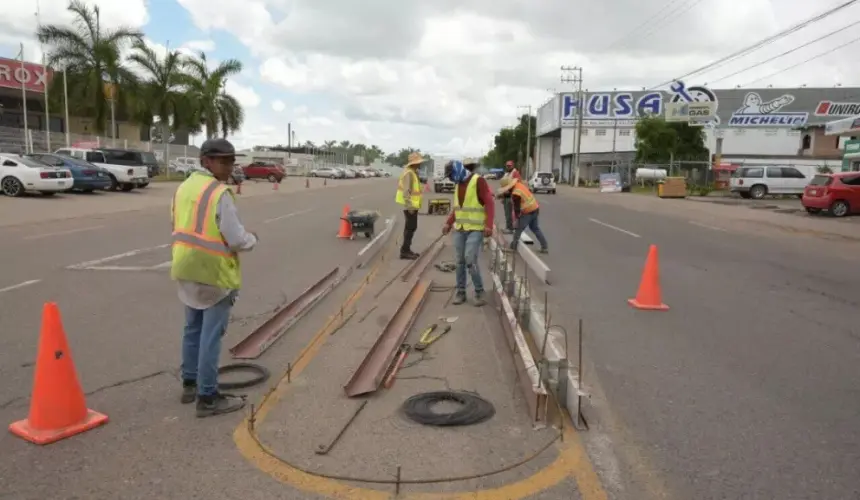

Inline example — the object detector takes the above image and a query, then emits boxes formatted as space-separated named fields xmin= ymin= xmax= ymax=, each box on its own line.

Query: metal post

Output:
xmin=19 ymin=43 xmax=29 ymax=154
xmin=525 ymin=105 xmax=532 ymax=178
xmin=62 ymin=68 xmax=70 ymax=147
xmin=574 ymin=68 xmax=584 ymax=186
xmin=287 ymin=122 xmax=292 ymax=158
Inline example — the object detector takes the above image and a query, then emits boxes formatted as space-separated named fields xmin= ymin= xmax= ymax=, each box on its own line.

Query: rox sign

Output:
xmin=0 ymin=58 xmax=53 ymax=93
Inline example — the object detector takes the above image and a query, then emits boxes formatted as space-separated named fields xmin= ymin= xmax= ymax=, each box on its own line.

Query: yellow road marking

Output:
xmin=233 ymin=242 xmax=609 ymax=500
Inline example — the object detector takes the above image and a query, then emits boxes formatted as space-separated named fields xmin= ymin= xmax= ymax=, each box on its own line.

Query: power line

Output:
xmin=605 ymin=0 xmax=690 ymax=51
xmin=650 ymin=0 xmax=860 ymax=89
xmin=707 ymin=19 xmax=860 ymax=85
xmin=634 ymin=0 xmax=709 ymax=43
xmin=740 ymin=34 xmax=860 ymax=87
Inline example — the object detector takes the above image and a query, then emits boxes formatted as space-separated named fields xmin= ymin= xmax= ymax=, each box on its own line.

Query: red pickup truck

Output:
xmin=242 ymin=161 xmax=285 ymax=182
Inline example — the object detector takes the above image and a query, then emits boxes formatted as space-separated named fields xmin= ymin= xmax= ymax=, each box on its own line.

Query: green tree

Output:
xmin=38 ymin=0 xmax=144 ymax=134
xmin=127 ymin=40 xmax=191 ymax=142
xmin=385 ymin=147 xmax=421 ymax=167
xmin=634 ymin=116 xmax=708 ymax=163
xmin=482 ymin=114 xmax=536 ymax=170
xmin=182 ymin=52 xmax=244 ymax=138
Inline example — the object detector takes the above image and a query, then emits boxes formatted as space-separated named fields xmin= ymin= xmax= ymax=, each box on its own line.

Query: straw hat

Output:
xmin=405 ymin=152 xmax=424 ymax=167
xmin=463 ymin=157 xmax=479 ymax=166
xmin=500 ymin=176 xmax=515 ymax=189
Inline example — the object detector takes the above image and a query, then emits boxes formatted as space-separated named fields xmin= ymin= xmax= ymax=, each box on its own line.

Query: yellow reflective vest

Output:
xmin=512 ymin=181 xmax=539 ymax=214
xmin=395 ymin=168 xmax=422 ymax=209
xmin=453 ymin=174 xmax=486 ymax=231
xmin=170 ymin=172 xmax=242 ymax=289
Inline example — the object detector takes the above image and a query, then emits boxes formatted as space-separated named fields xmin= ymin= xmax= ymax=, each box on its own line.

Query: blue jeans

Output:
xmin=181 ymin=292 xmax=236 ymax=396
xmin=513 ymin=209 xmax=548 ymax=250
xmin=453 ymin=230 xmax=484 ymax=294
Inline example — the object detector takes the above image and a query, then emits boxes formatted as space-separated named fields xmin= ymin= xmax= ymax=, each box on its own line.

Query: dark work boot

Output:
xmin=196 ymin=393 xmax=246 ymax=418
xmin=180 ymin=380 xmax=197 ymax=404
xmin=473 ymin=291 xmax=487 ymax=307
xmin=400 ymin=251 xmax=419 ymax=260
xmin=451 ymin=291 xmax=467 ymax=305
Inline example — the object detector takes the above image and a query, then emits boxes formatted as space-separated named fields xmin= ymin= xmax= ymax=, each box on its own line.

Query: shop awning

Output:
xmin=825 ymin=115 xmax=860 ymax=135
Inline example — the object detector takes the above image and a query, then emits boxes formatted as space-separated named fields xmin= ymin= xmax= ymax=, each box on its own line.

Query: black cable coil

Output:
xmin=402 ymin=391 xmax=495 ymax=426
xmin=218 ymin=363 xmax=271 ymax=390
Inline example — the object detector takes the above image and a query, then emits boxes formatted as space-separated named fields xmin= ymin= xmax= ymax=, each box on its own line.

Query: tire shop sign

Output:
xmin=0 ymin=58 xmax=53 ymax=93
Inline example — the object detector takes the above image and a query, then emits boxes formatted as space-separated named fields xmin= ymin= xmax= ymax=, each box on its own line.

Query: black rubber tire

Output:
xmin=267 ymin=174 xmax=277 ymax=182
xmin=218 ymin=363 xmax=271 ymax=390
xmin=1 ymin=176 xmax=25 ymax=197
xmin=749 ymin=184 xmax=767 ymax=199
xmin=830 ymin=200 xmax=850 ymax=218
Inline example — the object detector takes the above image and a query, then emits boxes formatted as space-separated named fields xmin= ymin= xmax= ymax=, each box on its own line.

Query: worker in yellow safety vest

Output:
xmin=499 ymin=176 xmax=548 ymax=254
xmin=171 ymin=138 xmax=258 ymax=418
xmin=442 ymin=158 xmax=495 ymax=306
xmin=395 ymin=151 xmax=424 ymax=259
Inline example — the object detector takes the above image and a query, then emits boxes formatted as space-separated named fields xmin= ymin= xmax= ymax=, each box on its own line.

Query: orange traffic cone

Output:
xmin=627 ymin=245 xmax=669 ymax=311
xmin=9 ymin=303 xmax=108 ymax=445
xmin=273 ymin=180 xmax=279 ymax=191
xmin=337 ymin=205 xmax=353 ymax=239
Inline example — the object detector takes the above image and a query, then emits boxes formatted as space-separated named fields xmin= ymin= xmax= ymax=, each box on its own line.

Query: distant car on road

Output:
xmin=802 ymin=172 xmax=860 ymax=217
xmin=310 ymin=167 xmax=341 ymax=178
xmin=0 ymin=153 xmax=73 ymax=197
xmin=27 ymin=153 xmax=111 ymax=193
xmin=242 ymin=161 xmax=285 ymax=183
xmin=529 ymin=171 xmax=557 ymax=194
xmin=730 ymin=166 xmax=809 ymax=199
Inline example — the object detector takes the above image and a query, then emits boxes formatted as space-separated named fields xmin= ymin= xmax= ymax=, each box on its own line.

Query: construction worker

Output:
xmin=396 ymin=152 xmax=424 ymax=260
xmin=497 ymin=160 xmax=521 ymax=233
xmin=499 ymin=175 xmax=548 ymax=254
xmin=171 ymin=138 xmax=258 ymax=418
xmin=442 ymin=158 xmax=495 ymax=306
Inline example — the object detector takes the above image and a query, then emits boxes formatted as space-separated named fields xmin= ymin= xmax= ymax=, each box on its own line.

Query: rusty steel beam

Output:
xmin=229 ymin=267 xmax=342 ymax=359
xmin=400 ymin=235 xmax=445 ymax=282
xmin=343 ymin=279 xmax=432 ymax=397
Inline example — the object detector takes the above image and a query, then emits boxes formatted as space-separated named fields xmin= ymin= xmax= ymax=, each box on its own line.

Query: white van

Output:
xmin=54 ymin=147 xmax=149 ymax=192
xmin=730 ymin=165 xmax=810 ymax=199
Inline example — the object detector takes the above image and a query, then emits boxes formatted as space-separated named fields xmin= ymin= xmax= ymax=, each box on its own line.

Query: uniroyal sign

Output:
xmin=814 ymin=101 xmax=860 ymax=117
xmin=0 ymin=58 xmax=53 ymax=93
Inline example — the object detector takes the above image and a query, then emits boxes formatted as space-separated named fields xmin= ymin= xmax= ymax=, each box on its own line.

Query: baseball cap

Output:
xmin=200 ymin=138 xmax=242 ymax=158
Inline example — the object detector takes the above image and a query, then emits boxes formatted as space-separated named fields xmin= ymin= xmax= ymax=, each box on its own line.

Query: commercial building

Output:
xmin=534 ymin=83 xmax=860 ymax=182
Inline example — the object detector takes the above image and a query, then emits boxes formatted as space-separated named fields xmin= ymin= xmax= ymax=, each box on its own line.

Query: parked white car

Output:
xmin=54 ymin=147 xmax=149 ymax=192
xmin=529 ymin=172 xmax=557 ymax=194
xmin=730 ymin=166 xmax=810 ymax=199
xmin=170 ymin=156 xmax=203 ymax=175
xmin=0 ymin=153 xmax=73 ymax=197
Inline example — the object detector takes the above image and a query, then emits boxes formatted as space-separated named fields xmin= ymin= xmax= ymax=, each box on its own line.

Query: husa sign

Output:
xmin=561 ymin=81 xmax=719 ymax=127
xmin=0 ymin=58 xmax=52 ymax=93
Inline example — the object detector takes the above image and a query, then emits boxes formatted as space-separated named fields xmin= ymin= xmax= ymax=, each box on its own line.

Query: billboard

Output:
xmin=536 ymin=95 xmax=561 ymax=136
xmin=0 ymin=58 xmax=52 ymax=93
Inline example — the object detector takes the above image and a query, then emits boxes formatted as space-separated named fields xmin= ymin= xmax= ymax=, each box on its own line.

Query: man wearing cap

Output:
xmin=171 ymin=138 xmax=258 ymax=418
xmin=395 ymin=152 xmax=424 ymax=260
xmin=497 ymin=160 xmax=521 ymax=233
xmin=499 ymin=175 xmax=548 ymax=254
xmin=442 ymin=158 xmax=495 ymax=306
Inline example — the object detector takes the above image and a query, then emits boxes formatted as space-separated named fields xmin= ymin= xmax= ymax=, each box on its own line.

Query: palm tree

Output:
xmin=323 ymin=140 xmax=336 ymax=150
xmin=127 ymin=40 xmax=191 ymax=142
xmin=37 ymin=0 xmax=143 ymax=134
xmin=182 ymin=52 xmax=244 ymax=138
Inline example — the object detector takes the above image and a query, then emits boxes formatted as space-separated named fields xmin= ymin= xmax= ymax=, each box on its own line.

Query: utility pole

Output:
xmin=611 ymin=89 xmax=618 ymax=173
xmin=287 ymin=122 xmax=292 ymax=159
xmin=561 ymin=66 xmax=584 ymax=186
xmin=517 ymin=105 xmax=532 ymax=178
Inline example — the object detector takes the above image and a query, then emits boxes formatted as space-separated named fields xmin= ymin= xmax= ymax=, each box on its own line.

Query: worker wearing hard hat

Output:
xmin=442 ymin=158 xmax=495 ymax=306
xmin=395 ymin=152 xmax=424 ymax=260
xmin=498 ymin=175 xmax=548 ymax=253
xmin=497 ymin=160 xmax=521 ymax=234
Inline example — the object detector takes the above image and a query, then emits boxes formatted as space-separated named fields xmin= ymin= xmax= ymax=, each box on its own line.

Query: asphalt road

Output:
xmin=520 ymin=188 xmax=860 ymax=500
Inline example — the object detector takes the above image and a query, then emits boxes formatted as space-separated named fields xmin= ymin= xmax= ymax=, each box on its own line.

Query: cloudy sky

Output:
xmin=1 ymin=0 xmax=858 ymax=156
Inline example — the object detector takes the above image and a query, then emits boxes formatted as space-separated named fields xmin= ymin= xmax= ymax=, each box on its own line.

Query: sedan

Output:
xmin=0 ymin=153 xmax=73 ymax=197
xmin=27 ymin=153 xmax=111 ymax=193
xmin=310 ymin=167 xmax=340 ymax=178
xmin=802 ymin=172 xmax=860 ymax=217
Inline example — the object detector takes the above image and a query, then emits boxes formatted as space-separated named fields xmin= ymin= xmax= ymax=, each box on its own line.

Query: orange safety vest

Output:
xmin=511 ymin=182 xmax=539 ymax=214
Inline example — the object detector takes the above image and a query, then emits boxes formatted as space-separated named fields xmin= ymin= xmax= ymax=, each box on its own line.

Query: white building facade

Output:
xmin=534 ymin=85 xmax=860 ymax=183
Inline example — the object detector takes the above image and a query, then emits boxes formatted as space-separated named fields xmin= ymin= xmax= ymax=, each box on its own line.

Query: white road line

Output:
xmin=688 ymin=220 xmax=727 ymax=232
xmin=0 ymin=279 xmax=41 ymax=294
xmin=263 ymin=208 xmax=314 ymax=224
xmin=588 ymin=218 xmax=641 ymax=238
xmin=82 ymin=265 xmax=168 ymax=271
xmin=66 ymin=243 xmax=170 ymax=269
xmin=349 ymin=193 xmax=368 ymax=200
xmin=24 ymin=226 xmax=105 ymax=241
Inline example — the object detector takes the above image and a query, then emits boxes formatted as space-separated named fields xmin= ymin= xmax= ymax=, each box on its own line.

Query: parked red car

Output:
xmin=801 ymin=172 xmax=860 ymax=217
xmin=242 ymin=161 xmax=285 ymax=182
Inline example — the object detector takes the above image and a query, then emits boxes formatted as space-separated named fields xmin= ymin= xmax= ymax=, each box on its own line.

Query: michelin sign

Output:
xmin=727 ymin=92 xmax=808 ymax=127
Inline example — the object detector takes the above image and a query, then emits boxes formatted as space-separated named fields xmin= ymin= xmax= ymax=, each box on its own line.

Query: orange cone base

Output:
xmin=9 ymin=409 xmax=108 ymax=445
xmin=627 ymin=298 xmax=669 ymax=311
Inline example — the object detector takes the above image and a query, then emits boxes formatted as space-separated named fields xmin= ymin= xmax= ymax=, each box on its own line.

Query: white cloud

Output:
xmin=224 ymin=80 xmax=261 ymax=108
xmin=271 ymin=99 xmax=286 ymax=112
xmin=183 ymin=39 xmax=216 ymax=52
